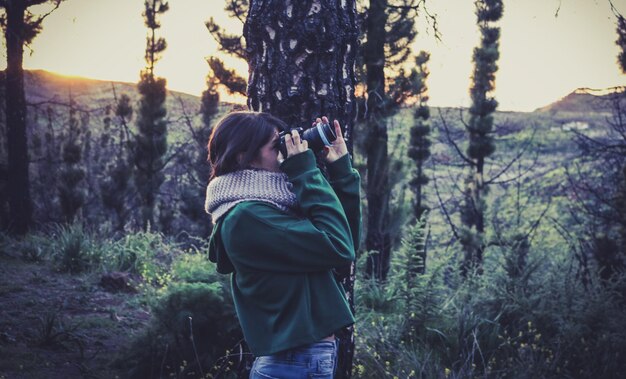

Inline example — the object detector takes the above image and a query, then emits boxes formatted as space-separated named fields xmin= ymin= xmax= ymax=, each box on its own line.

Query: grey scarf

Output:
xmin=205 ymin=169 xmax=299 ymax=223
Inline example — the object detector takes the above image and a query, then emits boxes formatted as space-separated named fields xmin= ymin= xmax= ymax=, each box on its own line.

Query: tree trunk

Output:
xmin=5 ymin=0 xmax=33 ymax=235
xmin=244 ymin=0 xmax=358 ymax=150
xmin=244 ymin=1 xmax=358 ymax=377
xmin=364 ymin=0 xmax=390 ymax=281
xmin=460 ymin=0 xmax=502 ymax=276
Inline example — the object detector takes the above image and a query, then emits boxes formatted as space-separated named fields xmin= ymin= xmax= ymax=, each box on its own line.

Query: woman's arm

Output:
xmin=319 ymin=116 xmax=361 ymax=251
xmin=221 ymin=150 xmax=355 ymax=273
xmin=327 ymin=154 xmax=361 ymax=252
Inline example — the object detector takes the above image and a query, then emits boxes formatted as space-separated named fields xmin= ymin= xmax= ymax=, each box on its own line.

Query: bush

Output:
xmin=99 ymin=231 xmax=177 ymax=298
xmin=353 ymin=224 xmax=626 ymax=379
xmin=118 ymin=281 xmax=244 ymax=379
xmin=0 ymin=231 xmax=48 ymax=262
xmin=170 ymin=244 xmax=219 ymax=284
xmin=49 ymin=223 xmax=99 ymax=274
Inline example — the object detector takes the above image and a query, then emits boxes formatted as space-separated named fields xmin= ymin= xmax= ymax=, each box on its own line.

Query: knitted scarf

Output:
xmin=204 ymin=169 xmax=299 ymax=223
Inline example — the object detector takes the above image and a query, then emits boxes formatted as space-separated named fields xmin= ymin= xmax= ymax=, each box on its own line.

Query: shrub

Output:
xmin=170 ymin=244 xmax=218 ymax=284
xmin=100 ymin=231 xmax=177 ymax=297
xmin=118 ymin=281 xmax=244 ymax=379
xmin=0 ymin=231 xmax=49 ymax=262
xmin=49 ymin=223 xmax=98 ymax=274
xmin=353 ymin=224 xmax=626 ymax=378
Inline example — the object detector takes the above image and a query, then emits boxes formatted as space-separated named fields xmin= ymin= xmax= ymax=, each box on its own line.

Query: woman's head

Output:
xmin=207 ymin=111 xmax=287 ymax=179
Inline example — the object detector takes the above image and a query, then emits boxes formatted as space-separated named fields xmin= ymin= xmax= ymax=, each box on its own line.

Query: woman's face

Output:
xmin=250 ymin=128 xmax=281 ymax=172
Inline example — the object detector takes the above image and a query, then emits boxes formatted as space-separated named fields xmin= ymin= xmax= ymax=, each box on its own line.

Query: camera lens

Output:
xmin=278 ymin=122 xmax=337 ymax=157
xmin=302 ymin=122 xmax=336 ymax=151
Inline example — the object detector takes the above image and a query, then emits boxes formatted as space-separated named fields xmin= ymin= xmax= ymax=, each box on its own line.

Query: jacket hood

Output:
xmin=207 ymin=220 xmax=235 ymax=274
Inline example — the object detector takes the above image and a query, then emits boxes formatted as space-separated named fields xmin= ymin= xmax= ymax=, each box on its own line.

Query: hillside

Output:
xmin=1 ymin=72 xmax=625 ymax=379
xmin=4 ymin=70 xmax=619 ymax=130
xmin=534 ymin=86 xmax=625 ymax=114
xmin=22 ymin=69 xmax=202 ymax=109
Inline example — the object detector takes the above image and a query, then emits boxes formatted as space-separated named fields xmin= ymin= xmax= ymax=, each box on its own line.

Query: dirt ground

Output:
xmin=0 ymin=250 xmax=152 ymax=379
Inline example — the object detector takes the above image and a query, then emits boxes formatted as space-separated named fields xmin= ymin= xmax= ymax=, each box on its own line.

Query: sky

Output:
xmin=1 ymin=0 xmax=625 ymax=112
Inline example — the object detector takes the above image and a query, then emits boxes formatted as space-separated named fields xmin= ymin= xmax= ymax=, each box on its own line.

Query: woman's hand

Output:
xmin=318 ymin=116 xmax=348 ymax=163
xmin=282 ymin=129 xmax=308 ymax=159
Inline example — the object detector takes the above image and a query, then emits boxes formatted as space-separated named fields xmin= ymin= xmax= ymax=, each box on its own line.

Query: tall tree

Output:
xmin=360 ymin=0 xmax=429 ymax=281
xmin=0 ymin=0 xmax=65 ymax=234
xmin=209 ymin=1 xmax=437 ymax=373
xmin=179 ymin=68 xmax=220 ymax=237
xmin=459 ymin=0 xmax=503 ymax=276
xmin=58 ymin=93 xmax=85 ymax=223
xmin=616 ymin=3 xmax=626 ymax=73
xmin=205 ymin=1 xmax=257 ymax=103
xmin=408 ymin=51 xmax=431 ymax=222
xmin=244 ymin=0 xmax=358 ymax=132
xmin=614 ymin=4 xmax=626 ymax=263
xmin=134 ymin=0 xmax=169 ymax=230
xmin=363 ymin=0 xmax=390 ymax=282
xmin=0 ymin=70 xmax=6 ymax=229
xmin=244 ymin=2 xmax=359 ymax=377
xmin=407 ymin=50 xmax=431 ymax=274
xmin=572 ymin=6 xmax=626 ymax=280
xmin=101 ymin=93 xmax=134 ymax=232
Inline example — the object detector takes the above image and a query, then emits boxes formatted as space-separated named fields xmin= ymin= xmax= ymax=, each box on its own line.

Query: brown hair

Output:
xmin=207 ymin=111 xmax=287 ymax=180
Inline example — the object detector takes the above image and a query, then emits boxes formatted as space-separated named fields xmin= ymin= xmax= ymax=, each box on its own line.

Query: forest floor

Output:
xmin=0 ymin=250 xmax=151 ymax=379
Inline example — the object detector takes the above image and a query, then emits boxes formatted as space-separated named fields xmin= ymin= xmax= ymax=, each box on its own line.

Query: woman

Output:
xmin=205 ymin=111 xmax=361 ymax=378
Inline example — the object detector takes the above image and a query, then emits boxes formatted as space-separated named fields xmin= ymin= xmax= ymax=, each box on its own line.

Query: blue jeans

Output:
xmin=249 ymin=339 xmax=338 ymax=379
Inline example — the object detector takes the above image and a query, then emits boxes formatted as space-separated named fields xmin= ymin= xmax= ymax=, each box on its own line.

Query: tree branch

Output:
xmin=438 ymin=108 xmax=474 ymax=166
xmin=228 ymin=0 xmax=246 ymax=24
xmin=484 ymin=123 xmax=538 ymax=185
xmin=523 ymin=199 xmax=553 ymax=245
xmin=26 ymin=0 xmax=53 ymax=6
xmin=30 ymin=0 xmax=63 ymax=26
xmin=431 ymin=160 xmax=460 ymax=241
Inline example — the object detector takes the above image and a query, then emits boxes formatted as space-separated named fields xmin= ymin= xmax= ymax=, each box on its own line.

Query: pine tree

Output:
xmin=0 ymin=70 xmax=7 ymax=229
xmin=408 ymin=51 xmax=431 ymax=221
xmin=58 ymin=93 xmax=85 ymax=223
xmin=363 ymin=0 xmax=391 ymax=282
xmin=206 ymin=57 xmax=247 ymax=96
xmin=37 ymin=105 xmax=60 ymax=221
xmin=134 ymin=0 xmax=169 ymax=230
xmin=616 ymin=9 xmax=626 ymax=264
xmin=361 ymin=0 xmax=430 ymax=282
xmin=617 ymin=12 xmax=626 ymax=72
xmin=591 ymin=8 xmax=626 ymax=278
xmin=460 ymin=0 xmax=503 ymax=276
xmin=244 ymin=2 xmax=358 ymax=377
xmin=205 ymin=2 xmax=250 ymax=99
xmin=407 ymin=51 xmax=431 ymax=274
xmin=0 ymin=0 xmax=67 ymax=234
xmin=101 ymin=94 xmax=134 ymax=232
xmin=179 ymin=70 xmax=219 ymax=237
xmin=244 ymin=0 xmax=358 ymax=130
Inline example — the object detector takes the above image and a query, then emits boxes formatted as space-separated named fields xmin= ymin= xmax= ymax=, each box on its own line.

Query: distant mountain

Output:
xmin=20 ymin=69 xmax=203 ymax=111
xmin=535 ymin=87 xmax=625 ymax=114
xmin=0 ymin=69 xmax=247 ymax=144
xmin=14 ymin=70 xmax=623 ymax=116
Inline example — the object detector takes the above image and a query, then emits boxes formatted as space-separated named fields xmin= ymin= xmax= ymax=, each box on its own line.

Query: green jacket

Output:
xmin=208 ymin=150 xmax=361 ymax=356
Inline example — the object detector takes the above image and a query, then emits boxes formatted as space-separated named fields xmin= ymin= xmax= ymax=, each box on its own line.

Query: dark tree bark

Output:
xmin=244 ymin=0 xmax=358 ymax=152
xmin=363 ymin=0 xmax=391 ymax=281
xmin=1 ymin=0 xmax=65 ymax=234
xmin=244 ymin=1 xmax=358 ymax=377
xmin=4 ymin=0 xmax=31 ymax=234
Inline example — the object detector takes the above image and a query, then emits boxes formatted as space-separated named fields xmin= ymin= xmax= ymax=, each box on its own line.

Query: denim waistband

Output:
xmin=263 ymin=339 xmax=338 ymax=364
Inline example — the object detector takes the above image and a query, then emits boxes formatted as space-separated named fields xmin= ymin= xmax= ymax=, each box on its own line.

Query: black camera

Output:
xmin=278 ymin=121 xmax=337 ymax=158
